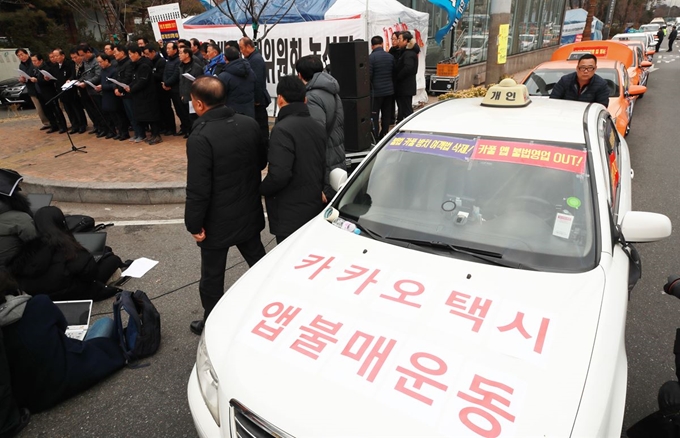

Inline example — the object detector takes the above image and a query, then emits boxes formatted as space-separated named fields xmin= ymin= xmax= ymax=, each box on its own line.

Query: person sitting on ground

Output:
xmin=0 ymin=269 xmax=125 ymax=413
xmin=9 ymin=206 xmax=122 ymax=301
xmin=0 ymin=169 xmax=36 ymax=268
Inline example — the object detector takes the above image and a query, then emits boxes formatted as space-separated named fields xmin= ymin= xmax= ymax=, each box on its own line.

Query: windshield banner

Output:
xmin=471 ymin=139 xmax=587 ymax=174
xmin=386 ymin=133 xmax=476 ymax=161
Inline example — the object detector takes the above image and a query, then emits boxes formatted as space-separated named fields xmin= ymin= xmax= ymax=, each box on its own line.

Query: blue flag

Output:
xmin=428 ymin=0 xmax=470 ymax=45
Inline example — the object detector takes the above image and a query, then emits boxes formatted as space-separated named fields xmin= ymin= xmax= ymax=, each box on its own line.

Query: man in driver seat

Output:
xmin=549 ymin=53 xmax=609 ymax=107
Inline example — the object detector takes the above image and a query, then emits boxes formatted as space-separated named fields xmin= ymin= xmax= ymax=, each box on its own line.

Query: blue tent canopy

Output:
xmin=184 ymin=0 xmax=338 ymax=26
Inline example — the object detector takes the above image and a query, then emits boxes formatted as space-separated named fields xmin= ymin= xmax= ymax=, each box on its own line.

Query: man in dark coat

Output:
xmin=550 ymin=53 xmax=610 ymax=107
xmin=162 ymin=42 xmax=189 ymax=136
xmin=295 ymin=55 xmax=346 ymax=201
xmin=260 ymin=75 xmax=326 ymax=244
xmin=217 ymin=46 xmax=256 ymax=118
xmin=369 ymin=35 xmax=396 ymax=140
xmin=240 ymin=37 xmax=271 ymax=148
xmin=184 ymin=76 xmax=266 ymax=335
xmin=16 ymin=49 xmax=50 ymax=129
xmin=125 ymin=46 xmax=162 ymax=145
xmin=33 ymin=53 xmax=68 ymax=133
xmin=669 ymin=25 xmax=678 ymax=51
xmin=94 ymin=54 xmax=120 ymax=139
xmin=76 ymin=45 xmax=104 ymax=136
xmin=145 ymin=43 xmax=175 ymax=136
xmin=112 ymin=45 xmax=134 ymax=141
xmin=179 ymin=47 xmax=204 ymax=131
xmin=394 ymin=31 xmax=420 ymax=123
xmin=52 ymin=48 xmax=86 ymax=134
xmin=657 ymin=27 xmax=665 ymax=52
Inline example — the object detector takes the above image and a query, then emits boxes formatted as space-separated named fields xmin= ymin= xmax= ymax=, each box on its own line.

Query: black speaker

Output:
xmin=342 ymin=96 xmax=371 ymax=152
xmin=328 ymin=42 xmax=370 ymax=99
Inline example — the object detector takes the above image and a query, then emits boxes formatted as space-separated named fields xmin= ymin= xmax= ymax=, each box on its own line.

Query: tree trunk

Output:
xmin=582 ymin=0 xmax=597 ymax=40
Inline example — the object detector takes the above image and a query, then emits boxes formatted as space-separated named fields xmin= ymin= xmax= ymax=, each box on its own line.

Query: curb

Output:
xmin=22 ymin=177 xmax=186 ymax=205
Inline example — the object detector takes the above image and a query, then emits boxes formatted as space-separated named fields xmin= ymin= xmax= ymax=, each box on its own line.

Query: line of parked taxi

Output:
xmin=521 ymin=34 xmax=657 ymax=137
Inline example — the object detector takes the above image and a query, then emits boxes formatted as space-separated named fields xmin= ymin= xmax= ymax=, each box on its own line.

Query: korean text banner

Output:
xmin=472 ymin=139 xmax=587 ymax=174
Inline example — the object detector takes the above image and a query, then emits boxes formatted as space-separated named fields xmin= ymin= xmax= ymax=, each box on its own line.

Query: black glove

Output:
xmin=663 ymin=275 xmax=680 ymax=299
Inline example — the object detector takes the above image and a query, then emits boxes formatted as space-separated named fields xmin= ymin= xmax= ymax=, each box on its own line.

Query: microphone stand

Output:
xmin=45 ymin=81 xmax=87 ymax=158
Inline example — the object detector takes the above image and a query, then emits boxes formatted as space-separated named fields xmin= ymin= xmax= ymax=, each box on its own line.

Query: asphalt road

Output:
xmin=622 ymin=51 xmax=680 ymax=434
xmin=15 ymin=54 xmax=680 ymax=437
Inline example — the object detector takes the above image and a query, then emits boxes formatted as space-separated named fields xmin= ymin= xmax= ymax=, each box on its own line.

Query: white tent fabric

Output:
xmin=179 ymin=0 xmax=430 ymax=106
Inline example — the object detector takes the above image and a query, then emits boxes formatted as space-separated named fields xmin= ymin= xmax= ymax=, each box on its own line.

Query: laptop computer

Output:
xmin=54 ymin=300 xmax=93 ymax=341
xmin=26 ymin=193 xmax=53 ymax=215
xmin=74 ymin=232 xmax=107 ymax=262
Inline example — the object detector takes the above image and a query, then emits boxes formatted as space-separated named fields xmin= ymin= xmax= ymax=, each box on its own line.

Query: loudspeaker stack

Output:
xmin=328 ymin=41 xmax=372 ymax=152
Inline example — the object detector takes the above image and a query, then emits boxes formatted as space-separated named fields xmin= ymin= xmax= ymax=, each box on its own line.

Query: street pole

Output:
xmin=603 ymin=0 xmax=617 ymax=39
xmin=485 ymin=0 xmax=512 ymax=84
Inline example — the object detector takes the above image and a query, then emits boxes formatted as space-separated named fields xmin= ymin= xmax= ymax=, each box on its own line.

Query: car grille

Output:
xmin=229 ymin=399 xmax=294 ymax=438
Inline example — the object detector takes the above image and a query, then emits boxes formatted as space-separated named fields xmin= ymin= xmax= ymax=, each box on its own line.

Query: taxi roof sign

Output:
xmin=481 ymin=78 xmax=531 ymax=107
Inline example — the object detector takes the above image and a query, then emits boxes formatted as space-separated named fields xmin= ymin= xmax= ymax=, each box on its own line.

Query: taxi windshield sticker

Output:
xmin=386 ymin=133 xmax=476 ymax=161
xmin=471 ymin=139 xmax=587 ymax=174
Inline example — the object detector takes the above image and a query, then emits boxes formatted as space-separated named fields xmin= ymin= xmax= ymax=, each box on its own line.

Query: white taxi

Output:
xmin=188 ymin=80 xmax=671 ymax=437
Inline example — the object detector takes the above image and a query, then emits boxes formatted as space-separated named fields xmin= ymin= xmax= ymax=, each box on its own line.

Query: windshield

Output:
xmin=640 ymin=24 xmax=660 ymax=32
xmin=335 ymin=132 xmax=596 ymax=272
xmin=523 ymin=68 xmax=619 ymax=97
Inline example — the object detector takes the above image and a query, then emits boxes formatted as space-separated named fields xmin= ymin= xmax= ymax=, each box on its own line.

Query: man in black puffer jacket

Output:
xmin=369 ymin=35 xmax=395 ymax=140
xmin=260 ymin=75 xmax=326 ymax=244
xmin=549 ymin=53 xmax=610 ymax=107
xmin=394 ymin=31 xmax=420 ymax=123
xmin=184 ymin=77 xmax=265 ymax=336
xmin=217 ymin=46 xmax=255 ymax=118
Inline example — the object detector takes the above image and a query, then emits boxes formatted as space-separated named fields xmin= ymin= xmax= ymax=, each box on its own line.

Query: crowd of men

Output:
xmin=368 ymin=30 xmax=420 ymax=141
xmin=15 ymin=35 xmax=271 ymax=146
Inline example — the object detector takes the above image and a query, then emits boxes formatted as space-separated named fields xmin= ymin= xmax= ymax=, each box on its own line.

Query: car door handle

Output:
xmin=631 ymin=169 xmax=635 ymax=179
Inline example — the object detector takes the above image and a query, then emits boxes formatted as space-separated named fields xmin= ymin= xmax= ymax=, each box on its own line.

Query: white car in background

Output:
xmin=188 ymin=81 xmax=671 ymax=438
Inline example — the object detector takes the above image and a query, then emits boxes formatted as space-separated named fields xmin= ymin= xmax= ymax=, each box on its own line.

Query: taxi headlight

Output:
xmin=196 ymin=331 xmax=220 ymax=426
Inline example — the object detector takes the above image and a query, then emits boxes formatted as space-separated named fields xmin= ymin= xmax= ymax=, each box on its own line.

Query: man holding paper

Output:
xmin=16 ymin=49 xmax=50 ymax=129
xmin=179 ymin=47 xmax=203 ymax=129
xmin=51 ymin=48 xmax=85 ymax=134
xmin=34 ymin=53 xmax=68 ymax=134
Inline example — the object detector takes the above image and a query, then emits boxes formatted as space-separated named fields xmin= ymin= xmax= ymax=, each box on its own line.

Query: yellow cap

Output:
xmin=481 ymin=78 xmax=532 ymax=107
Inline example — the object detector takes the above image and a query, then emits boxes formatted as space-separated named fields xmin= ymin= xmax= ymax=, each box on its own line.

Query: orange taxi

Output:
xmin=520 ymin=59 xmax=646 ymax=137
xmin=551 ymin=40 xmax=651 ymax=88
xmin=615 ymin=40 xmax=653 ymax=86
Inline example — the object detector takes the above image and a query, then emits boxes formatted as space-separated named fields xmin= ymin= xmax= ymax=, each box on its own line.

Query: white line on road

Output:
xmin=112 ymin=213 xmax=269 ymax=227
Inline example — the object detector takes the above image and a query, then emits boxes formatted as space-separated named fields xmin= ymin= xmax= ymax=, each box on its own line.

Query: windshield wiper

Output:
xmin=335 ymin=212 xmax=406 ymax=245
xmin=383 ymin=237 xmax=536 ymax=270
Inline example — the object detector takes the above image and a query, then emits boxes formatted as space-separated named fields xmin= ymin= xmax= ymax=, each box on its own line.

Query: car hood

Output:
xmin=205 ymin=218 xmax=607 ymax=437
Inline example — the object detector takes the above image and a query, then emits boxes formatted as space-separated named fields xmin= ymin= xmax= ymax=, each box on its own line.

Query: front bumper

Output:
xmin=188 ymin=364 xmax=222 ymax=438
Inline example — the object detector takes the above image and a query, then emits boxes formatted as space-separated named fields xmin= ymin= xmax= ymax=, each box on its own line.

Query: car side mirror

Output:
xmin=621 ymin=211 xmax=672 ymax=243
xmin=627 ymin=84 xmax=647 ymax=96
xmin=646 ymin=50 xmax=655 ymax=56
xmin=329 ymin=168 xmax=348 ymax=192
xmin=640 ymin=60 xmax=653 ymax=68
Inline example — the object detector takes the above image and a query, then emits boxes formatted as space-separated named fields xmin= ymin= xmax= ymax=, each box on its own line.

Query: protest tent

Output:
xmin=181 ymin=0 xmax=430 ymax=106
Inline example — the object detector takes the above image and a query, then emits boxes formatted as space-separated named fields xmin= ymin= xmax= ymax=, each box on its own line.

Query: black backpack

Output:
xmin=113 ymin=290 xmax=161 ymax=362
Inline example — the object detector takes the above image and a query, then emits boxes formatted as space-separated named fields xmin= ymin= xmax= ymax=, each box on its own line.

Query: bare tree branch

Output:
xmin=213 ymin=0 xmax=247 ymax=36
xmin=257 ymin=0 xmax=295 ymax=41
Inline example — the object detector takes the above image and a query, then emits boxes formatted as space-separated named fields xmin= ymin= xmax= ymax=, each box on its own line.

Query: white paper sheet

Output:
xmin=106 ymin=77 xmax=128 ymax=88
xmin=121 ymin=257 xmax=159 ymax=278
xmin=39 ymin=69 xmax=56 ymax=80
xmin=16 ymin=69 xmax=31 ymax=80
xmin=182 ymin=73 xmax=196 ymax=81
xmin=83 ymin=80 xmax=97 ymax=88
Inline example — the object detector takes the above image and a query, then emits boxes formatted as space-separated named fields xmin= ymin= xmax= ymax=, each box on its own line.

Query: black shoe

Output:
xmin=59 ymin=129 xmax=68 ymax=134
xmin=46 ymin=127 xmax=58 ymax=133
xmin=40 ymin=125 xmax=50 ymax=131
xmin=4 ymin=407 xmax=30 ymax=438
xmin=96 ymin=131 xmax=107 ymax=138
xmin=106 ymin=132 xmax=117 ymax=139
xmin=88 ymin=128 xmax=98 ymax=135
xmin=175 ymin=130 xmax=186 ymax=136
xmin=118 ymin=134 xmax=131 ymax=141
xmin=148 ymin=135 xmax=163 ymax=145
xmin=190 ymin=320 xmax=205 ymax=335
xmin=183 ymin=132 xmax=189 ymax=139
xmin=78 ymin=126 xmax=86 ymax=134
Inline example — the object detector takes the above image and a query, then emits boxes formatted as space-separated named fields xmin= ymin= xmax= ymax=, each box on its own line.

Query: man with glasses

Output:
xmin=550 ymin=53 xmax=609 ymax=107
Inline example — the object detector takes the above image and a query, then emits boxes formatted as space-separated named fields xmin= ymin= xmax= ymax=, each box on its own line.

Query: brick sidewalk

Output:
xmin=0 ymin=113 xmax=186 ymax=185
